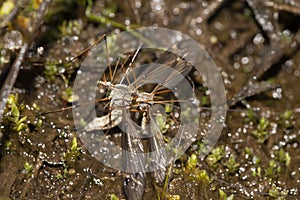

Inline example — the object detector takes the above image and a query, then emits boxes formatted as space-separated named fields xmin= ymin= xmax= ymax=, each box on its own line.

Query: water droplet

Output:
xmin=230 ymin=29 xmax=237 ymax=39
xmin=241 ymin=57 xmax=249 ymax=65
xmin=253 ymin=33 xmax=265 ymax=45
xmin=125 ymin=19 xmax=131 ymax=26
xmin=135 ymin=1 xmax=141 ymax=8
xmin=173 ymin=7 xmax=180 ymax=15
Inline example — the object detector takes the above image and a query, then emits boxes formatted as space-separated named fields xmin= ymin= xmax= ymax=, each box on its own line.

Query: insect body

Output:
xmin=84 ymin=77 xmax=168 ymax=199
xmin=84 ymin=81 xmax=153 ymax=132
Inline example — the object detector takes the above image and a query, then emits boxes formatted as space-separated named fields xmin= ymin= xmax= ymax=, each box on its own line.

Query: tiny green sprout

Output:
xmin=219 ymin=189 xmax=234 ymax=200
xmin=32 ymin=103 xmax=40 ymax=111
xmin=10 ymin=103 xmax=20 ymax=121
xmin=36 ymin=118 xmax=43 ymax=128
xmin=225 ymin=154 xmax=240 ymax=174
xmin=201 ymin=96 xmax=209 ymax=106
xmin=58 ymin=20 xmax=82 ymax=36
xmin=205 ymin=145 xmax=225 ymax=167
xmin=62 ymin=137 xmax=82 ymax=163
xmin=268 ymin=184 xmax=285 ymax=199
xmin=164 ymin=103 xmax=172 ymax=113
xmin=63 ymin=166 xmax=68 ymax=178
xmin=252 ymin=117 xmax=270 ymax=143
xmin=244 ymin=147 xmax=253 ymax=160
xmin=279 ymin=110 xmax=294 ymax=129
xmin=44 ymin=64 xmax=58 ymax=81
xmin=62 ymin=87 xmax=79 ymax=103
xmin=110 ymin=194 xmax=119 ymax=200
xmin=23 ymin=162 xmax=33 ymax=174
xmin=268 ymin=184 xmax=277 ymax=198
xmin=251 ymin=166 xmax=262 ymax=177
xmin=56 ymin=173 xmax=63 ymax=180
xmin=244 ymin=108 xmax=257 ymax=123
xmin=252 ymin=155 xmax=261 ymax=165
xmin=244 ymin=147 xmax=253 ymax=155
xmin=194 ymin=169 xmax=212 ymax=185
xmin=285 ymin=153 xmax=291 ymax=167
xmin=274 ymin=149 xmax=291 ymax=167
xmin=5 ymin=140 xmax=12 ymax=152
xmin=4 ymin=94 xmax=28 ymax=132
xmin=186 ymin=153 xmax=198 ymax=171
xmin=265 ymin=160 xmax=281 ymax=178
xmin=70 ymin=137 xmax=81 ymax=157
xmin=5 ymin=140 xmax=12 ymax=148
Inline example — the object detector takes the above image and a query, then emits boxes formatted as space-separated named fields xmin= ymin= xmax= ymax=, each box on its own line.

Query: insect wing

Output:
xmin=122 ymin=131 xmax=146 ymax=200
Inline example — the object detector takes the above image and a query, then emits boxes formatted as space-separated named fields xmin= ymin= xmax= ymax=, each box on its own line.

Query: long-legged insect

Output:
xmin=81 ymin=42 xmax=195 ymax=199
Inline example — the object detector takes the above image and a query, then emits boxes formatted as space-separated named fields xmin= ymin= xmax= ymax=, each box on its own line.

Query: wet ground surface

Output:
xmin=1 ymin=0 xmax=300 ymax=199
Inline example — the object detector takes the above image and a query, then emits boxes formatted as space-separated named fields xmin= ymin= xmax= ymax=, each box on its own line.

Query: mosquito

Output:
xmin=77 ymin=41 xmax=197 ymax=200
xmin=22 ymin=34 xmax=198 ymax=199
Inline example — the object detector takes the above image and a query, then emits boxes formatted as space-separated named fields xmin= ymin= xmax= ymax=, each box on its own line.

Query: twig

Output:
xmin=266 ymin=1 xmax=300 ymax=15
xmin=229 ymin=29 xmax=300 ymax=106
xmin=201 ymin=0 xmax=231 ymax=22
xmin=246 ymin=0 xmax=281 ymax=40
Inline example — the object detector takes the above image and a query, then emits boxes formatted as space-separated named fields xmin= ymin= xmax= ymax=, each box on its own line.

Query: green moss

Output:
xmin=225 ymin=154 xmax=240 ymax=174
xmin=274 ymin=149 xmax=291 ymax=167
xmin=219 ymin=189 xmax=234 ymax=200
xmin=244 ymin=108 xmax=258 ymax=123
xmin=252 ymin=117 xmax=270 ymax=143
xmin=205 ymin=145 xmax=225 ymax=167
xmin=61 ymin=87 xmax=79 ymax=103
xmin=110 ymin=194 xmax=119 ymax=200
xmin=279 ymin=110 xmax=294 ymax=129
xmin=62 ymin=137 xmax=82 ymax=163
xmin=268 ymin=183 xmax=288 ymax=199
xmin=23 ymin=161 xmax=33 ymax=175
xmin=251 ymin=166 xmax=262 ymax=177
xmin=265 ymin=160 xmax=281 ymax=178
xmin=186 ymin=153 xmax=198 ymax=171
xmin=44 ymin=64 xmax=59 ymax=81
xmin=55 ymin=173 xmax=63 ymax=180
xmin=193 ymin=169 xmax=212 ymax=185
xmin=3 ymin=94 xmax=28 ymax=133
xmin=58 ymin=19 xmax=83 ymax=37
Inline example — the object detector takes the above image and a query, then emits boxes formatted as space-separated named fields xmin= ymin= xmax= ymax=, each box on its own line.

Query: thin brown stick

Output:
xmin=266 ymin=1 xmax=300 ymax=15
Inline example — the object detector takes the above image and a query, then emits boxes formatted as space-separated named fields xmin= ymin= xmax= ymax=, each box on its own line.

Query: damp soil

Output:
xmin=1 ymin=0 xmax=300 ymax=199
